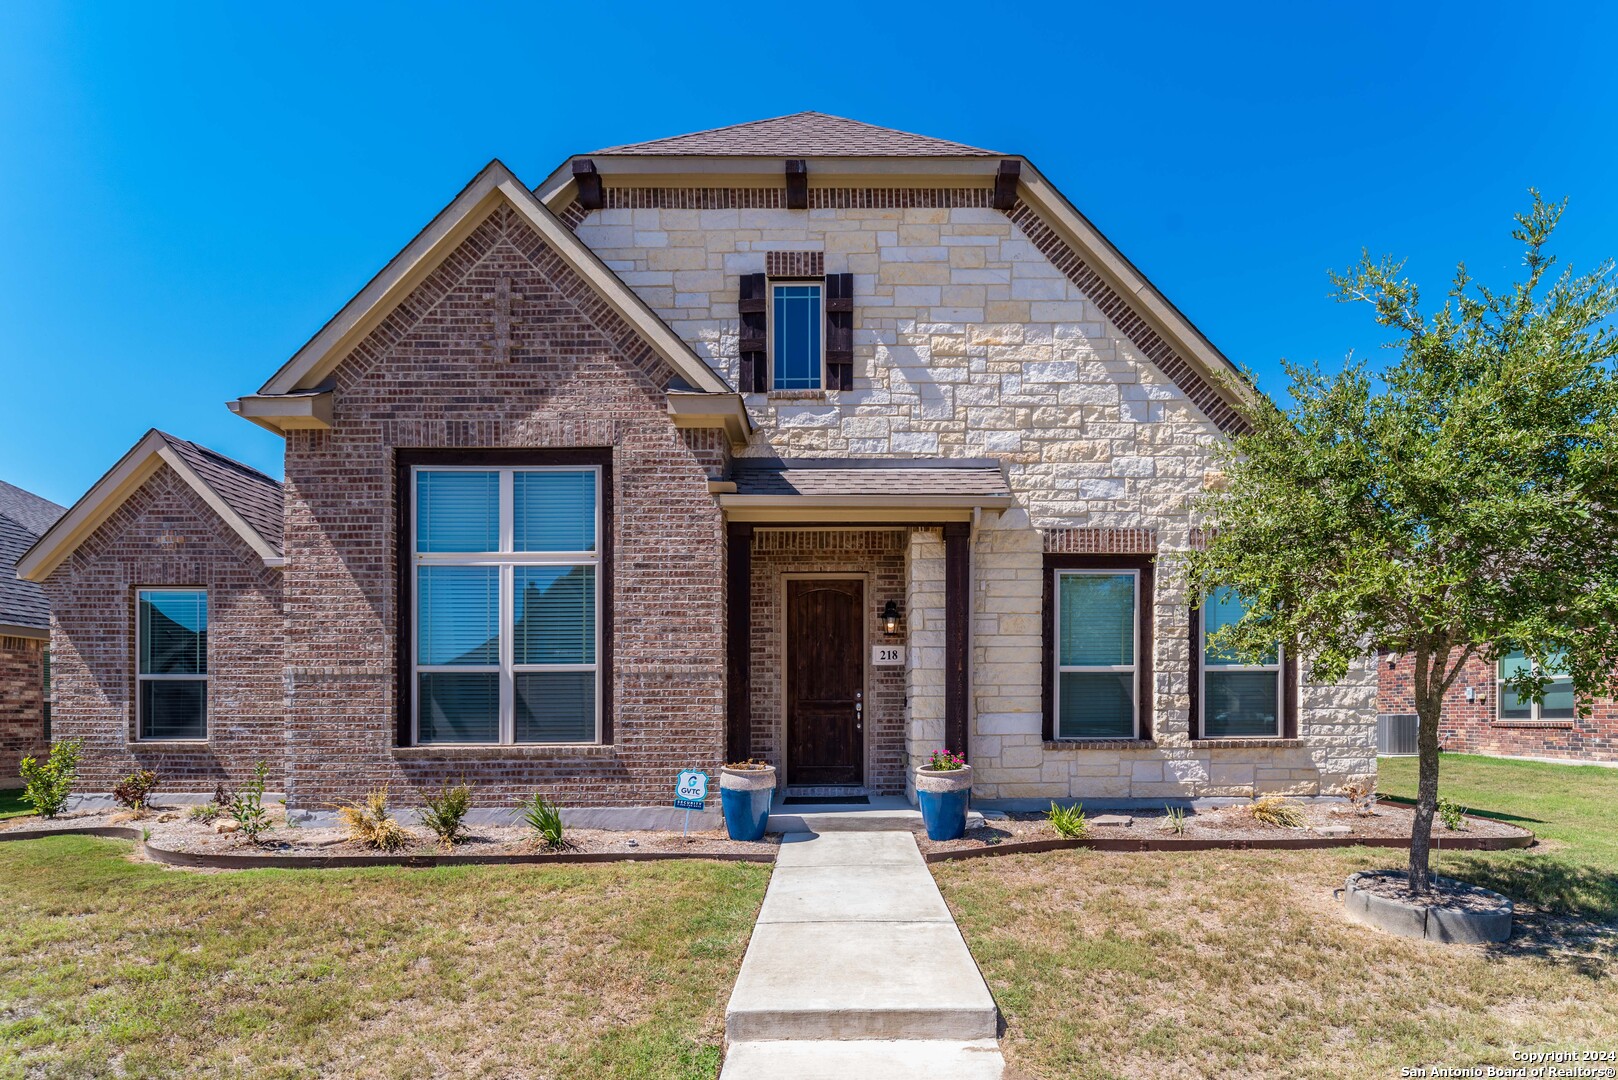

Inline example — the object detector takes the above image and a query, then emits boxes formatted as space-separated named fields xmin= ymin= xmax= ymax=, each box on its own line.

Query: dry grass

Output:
xmin=936 ymin=846 xmax=1616 ymax=1078
xmin=936 ymin=753 xmax=1618 ymax=1078
xmin=0 ymin=836 xmax=769 ymax=1078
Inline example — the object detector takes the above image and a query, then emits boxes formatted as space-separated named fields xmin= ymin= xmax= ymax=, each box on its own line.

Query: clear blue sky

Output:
xmin=3 ymin=1 xmax=1615 ymax=506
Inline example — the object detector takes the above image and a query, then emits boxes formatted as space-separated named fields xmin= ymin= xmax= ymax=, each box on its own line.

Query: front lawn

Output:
xmin=935 ymin=753 xmax=1618 ymax=1078
xmin=0 ymin=836 xmax=769 ymax=1078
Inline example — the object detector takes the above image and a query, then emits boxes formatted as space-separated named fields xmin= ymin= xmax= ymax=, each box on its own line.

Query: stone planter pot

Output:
xmin=719 ymin=765 xmax=776 ymax=842
xmin=915 ymin=765 xmax=973 ymax=841
xmin=1340 ymin=870 xmax=1513 ymax=943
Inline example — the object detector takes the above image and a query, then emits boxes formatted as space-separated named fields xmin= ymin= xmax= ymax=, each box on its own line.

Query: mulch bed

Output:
xmin=915 ymin=801 xmax=1533 ymax=858
xmin=0 ymin=803 xmax=779 ymax=867
xmin=1349 ymin=869 xmax=1514 ymax=913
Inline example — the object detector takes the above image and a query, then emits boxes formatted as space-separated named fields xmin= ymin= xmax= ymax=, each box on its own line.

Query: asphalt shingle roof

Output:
xmin=729 ymin=458 xmax=1009 ymax=499
xmin=596 ymin=112 xmax=998 ymax=158
xmin=155 ymin=433 xmax=284 ymax=554
xmin=0 ymin=480 xmax=65 ymax=630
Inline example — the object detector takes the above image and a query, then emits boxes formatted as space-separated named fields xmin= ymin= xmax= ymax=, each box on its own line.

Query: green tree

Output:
xmin=1186 ymin=193 xmax=1618 ymax=892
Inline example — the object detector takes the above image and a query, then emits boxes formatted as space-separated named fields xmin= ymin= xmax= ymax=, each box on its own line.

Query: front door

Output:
xmin=786 ymin=578 xmax=864 ymax=786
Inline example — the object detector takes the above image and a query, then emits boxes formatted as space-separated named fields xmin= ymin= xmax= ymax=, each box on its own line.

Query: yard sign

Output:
xmin=674 ymin=769 xmax=708 ymax=838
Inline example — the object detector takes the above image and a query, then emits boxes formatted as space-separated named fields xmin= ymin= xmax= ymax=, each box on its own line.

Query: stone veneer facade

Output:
xmin=1380 ymin=651 xmax=1618 ymax=763
xmin=573 ymin=192 xmax=1378 ymax=801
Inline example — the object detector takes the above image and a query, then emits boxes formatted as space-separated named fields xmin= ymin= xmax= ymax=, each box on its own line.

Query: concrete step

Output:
xmin=721 ymin=1039 xmax=1006 ymax=1079
xmin=767 ymin=795 xmax=984 ymax=834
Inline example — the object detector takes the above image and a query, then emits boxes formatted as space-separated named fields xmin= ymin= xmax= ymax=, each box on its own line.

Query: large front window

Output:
xmin=1498 ymin=649 xmax=1574 ymax=722
xmin=1200 ymin=588 xmax=1283 ymax=737
xmin=137 ymin=589 xmax=208 ymax=740
xmin=1054 ymin=570 xmax=1138 ymax=738
xmin=412 ymin=467 xmax=599 ymax=744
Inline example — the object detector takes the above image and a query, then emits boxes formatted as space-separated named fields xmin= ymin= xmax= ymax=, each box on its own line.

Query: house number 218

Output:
xmin=872 ymin=646 xmax=905 ymax=666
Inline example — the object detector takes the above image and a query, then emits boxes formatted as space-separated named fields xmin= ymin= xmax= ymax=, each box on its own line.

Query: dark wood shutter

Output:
xmin=738 ymin=272 xmax=768 ymax=392
xmin=1187 ymin=604 xmax=1201 ymax=740
xmin=826 ymin=272 xmax=854 ymax=392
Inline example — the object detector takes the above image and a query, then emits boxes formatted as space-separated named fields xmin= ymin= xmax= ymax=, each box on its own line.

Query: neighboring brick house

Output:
xmin=20 ymin=113 xmax=1377 ymax=811
xmin=0 ymin=480 xmax=64 ymax=786
xmin=1379 ymin=651 xmax=1618 ymax=763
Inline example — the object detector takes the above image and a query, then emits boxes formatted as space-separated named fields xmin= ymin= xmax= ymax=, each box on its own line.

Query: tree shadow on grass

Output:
xmin=1432 ymin=851 xmax=1618 ymax=975
xmin=1379 ymin=794 xmax=1547 ymax=827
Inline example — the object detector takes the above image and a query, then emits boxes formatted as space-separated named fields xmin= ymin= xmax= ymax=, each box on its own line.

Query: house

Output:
xmin=17 ymin=113 xmax=1377 ymax=812
xmin=0 ymin=480 xmax=64 ymax=785
xmin=1379 ymin=651 xmax=1617 ymax=763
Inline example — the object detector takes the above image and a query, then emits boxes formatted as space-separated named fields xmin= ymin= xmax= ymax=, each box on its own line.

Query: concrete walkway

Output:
xmin=721 ymin=831 xmax=1004 ymax=1079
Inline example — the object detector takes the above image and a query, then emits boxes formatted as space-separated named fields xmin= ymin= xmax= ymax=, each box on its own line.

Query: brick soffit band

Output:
xmin=556 ymin=187 xmax=1250 ymax=435
xmin=1044 ymin=527 xmax=1159 ymax=555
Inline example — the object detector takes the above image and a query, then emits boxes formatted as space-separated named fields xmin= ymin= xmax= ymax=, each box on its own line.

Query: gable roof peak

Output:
xmin=594 ymin=111 xmax=1000 ymax=158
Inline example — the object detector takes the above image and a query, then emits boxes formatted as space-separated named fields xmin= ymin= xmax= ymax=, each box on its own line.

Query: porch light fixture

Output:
xmin=882 ymin=600 xmax=903 ymax=635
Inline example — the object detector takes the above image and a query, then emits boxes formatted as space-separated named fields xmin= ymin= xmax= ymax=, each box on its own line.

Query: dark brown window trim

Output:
xmin=1188 ymin=601 xmax=1298 ymax=740
xmin=394 ymin=448 xmax=614 ymax=748
xmin=1042 ymin=553 xmax=1154 ymax=743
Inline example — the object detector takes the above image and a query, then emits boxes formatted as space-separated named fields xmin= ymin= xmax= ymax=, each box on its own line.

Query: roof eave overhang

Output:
xmin=16 ymin=432 xmax=284 ymax=582
xmin=668 ymin=392 xmax=752 ymax=450
xmin=254 ymin=161 xmax=730 ymax=400
xmin=536 ymin=154 xmax=1005 ymax=207
xmin=0 ymin=622 xmax=49 ymax=640
xmin=227 ymin=391 xmax=335 ymax=436
xmin=718 ymin=493 xmax=1013 ymax=524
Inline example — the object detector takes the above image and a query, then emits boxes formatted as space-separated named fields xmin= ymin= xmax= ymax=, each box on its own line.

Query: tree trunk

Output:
xmin=1407 ymin=645 xmax=1444 ymax=895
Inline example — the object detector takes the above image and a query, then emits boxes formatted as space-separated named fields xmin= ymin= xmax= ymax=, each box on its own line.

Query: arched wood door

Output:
xmin=786 ymin=579 xmax=864 ymax=786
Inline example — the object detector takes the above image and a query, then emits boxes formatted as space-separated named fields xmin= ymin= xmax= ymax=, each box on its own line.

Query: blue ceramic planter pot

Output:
xmin=720 ymin=765 xmax=776 ymax=841
xmin=914 ymin=765 xmax=973 ymax=841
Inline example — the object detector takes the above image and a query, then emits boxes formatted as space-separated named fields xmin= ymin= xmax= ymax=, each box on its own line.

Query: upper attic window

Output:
xmin=771 ymin=283 xmax=823 ymax=390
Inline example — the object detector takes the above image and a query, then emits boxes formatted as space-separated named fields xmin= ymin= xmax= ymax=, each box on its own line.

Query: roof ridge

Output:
xmin=594 ymin=111 xmax=997 ymax=157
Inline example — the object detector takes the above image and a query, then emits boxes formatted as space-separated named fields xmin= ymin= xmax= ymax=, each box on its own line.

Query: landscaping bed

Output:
xmin=915 ymin=799 xmax=1532 ymax=857
xmin=0 ymin=802 xmax=780 ymax=866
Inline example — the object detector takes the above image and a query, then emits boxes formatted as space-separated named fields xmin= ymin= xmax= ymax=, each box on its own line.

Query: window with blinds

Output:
xmin=1054 ymin=571 xmax=1138 ymax=738
xmin=771 ymin=283 xmax=823 ymax=390
xmin=1200 ymin=588 xmax=1283 ymax=737
xmin=137 ymin=589 xmax=208 ymax=740
xmin=412 ymin=467 xmax=600 ymax=744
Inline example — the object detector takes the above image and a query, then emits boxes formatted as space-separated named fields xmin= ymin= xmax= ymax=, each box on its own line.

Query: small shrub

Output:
xmin=520 ymin=793 xmax=575 ymax=851
xmin=421 ymin=781 xmax=473 ymax=849
xmin=926 ymin=748 xmax=967 ymax=771
xmin=1343 ymin=778 xmax=1379 ymax=817
xmin=187 ymin=802 xmax=222 ymax=824
xmin=1161 ymin=805 xmax=1188 ymax=835
xmin=112 ymin=769 xmax=160 ymax=811
xmin=337 ymin=788 xmax=409 ymax=852
xmin=228 ymin=762 xmax=272 ymax=843
xmin=1047 ymin=801 xmax=1088 ymax=839
xmin=18 ymin=738 xmax=83 ymax=819
xmin=1249 ymin=795 xmax=1306 ymax=829
xmin=1438 ymin=795 xmax=1468 ymax=831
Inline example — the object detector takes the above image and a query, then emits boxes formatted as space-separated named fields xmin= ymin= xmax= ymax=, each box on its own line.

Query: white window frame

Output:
xmin=1495 ymin=652 xmax=1574 ymax=723
xmin=1052 ymin=568 xmax=1140 ymax=740
xmin=410 ymin=465 xmax=602 ymax=745
xmin=1197 ymin=600 xmax=1285 ymax=739
xmin=768 ymin=280 xmax=825 ymax=391
xmin=135 ymin=587 xmax=209 ymax=742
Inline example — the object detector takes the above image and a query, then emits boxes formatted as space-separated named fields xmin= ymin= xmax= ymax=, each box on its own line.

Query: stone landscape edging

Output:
xmin=922 ymin=826 xmax=1534 ymax=863
xmin=1 ymin=819 xmax=1534 ymax=870
xmin=0 ymin=826 xmax=775 ymax=869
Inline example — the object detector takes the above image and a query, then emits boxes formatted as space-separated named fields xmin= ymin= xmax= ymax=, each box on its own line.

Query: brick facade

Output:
xmin=40 ymin=465 xmax=285 ymax=792
xmin=278 ymin=203 xmax=725 ymax=809
xmin=748 ymin=529 xmax=908 ymax=794
xmin=1379 ymin=651 xmax=1618 ymax=762
xmin=0 ymin=635 xmax=48 ymax=787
